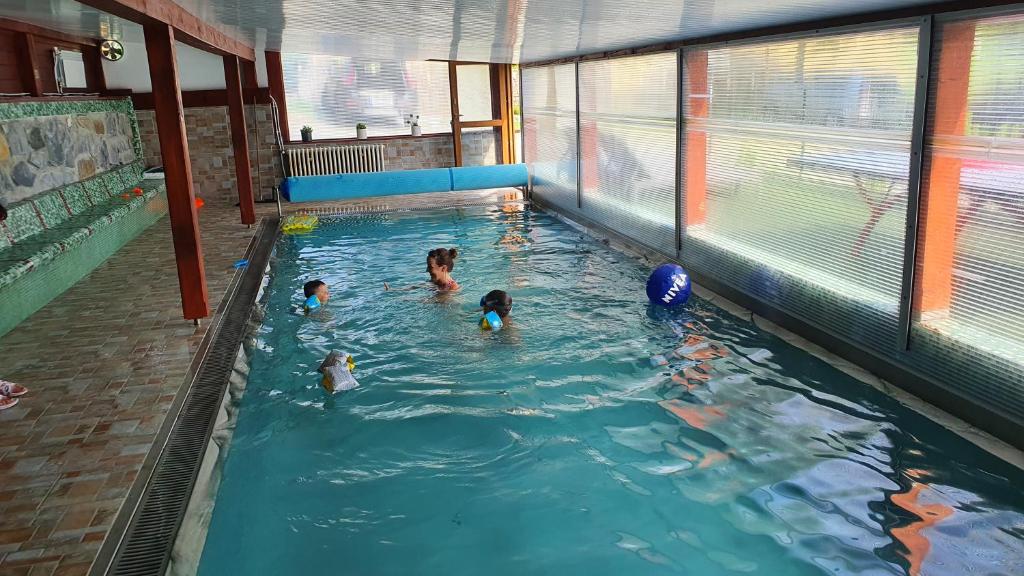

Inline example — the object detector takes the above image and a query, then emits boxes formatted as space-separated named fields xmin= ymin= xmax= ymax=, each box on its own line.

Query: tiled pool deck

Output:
xmin=0 ymin=203 xmax=261 ymax=576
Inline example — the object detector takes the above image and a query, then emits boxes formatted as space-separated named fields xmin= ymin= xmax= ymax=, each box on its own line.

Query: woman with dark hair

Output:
xmin=383 ymin=247 xmax=460 ymax=292
xmin=426 ymin=247 xmax=459 ymax=292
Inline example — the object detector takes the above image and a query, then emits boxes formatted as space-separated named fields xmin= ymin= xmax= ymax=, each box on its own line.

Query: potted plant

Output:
xmin=406 ymin=114 xmax=422 ymax=136
xmin=300 ymin=125 xmax=313 ymax=142
xmin=356 ymin=123 xmax=367 ymax=140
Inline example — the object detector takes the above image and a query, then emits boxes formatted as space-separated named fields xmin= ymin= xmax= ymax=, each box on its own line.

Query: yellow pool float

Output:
xmin=282 ymin=213 xmax=319 ymax=234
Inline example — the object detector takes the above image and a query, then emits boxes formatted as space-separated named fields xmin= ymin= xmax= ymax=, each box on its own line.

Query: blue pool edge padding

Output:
xmin=281 ymin=163 xmax=529 ymax=202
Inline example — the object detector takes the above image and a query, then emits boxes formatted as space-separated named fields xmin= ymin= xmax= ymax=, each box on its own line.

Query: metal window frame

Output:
xmin=675 ymin=48 xmax=684 ymax=254
xmin=574 ymin=61 xmax=583 ymax=210
xmin=897 ymin=15 xmax=935 ymax=351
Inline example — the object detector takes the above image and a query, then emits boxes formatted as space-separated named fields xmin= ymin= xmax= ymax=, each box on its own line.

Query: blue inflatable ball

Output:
xmin=646 ymin=264 xmax=692 ymax=307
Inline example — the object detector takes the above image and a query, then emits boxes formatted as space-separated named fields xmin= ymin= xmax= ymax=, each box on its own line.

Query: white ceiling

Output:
xmin=1 ymin=0 xmax=945 ymax=63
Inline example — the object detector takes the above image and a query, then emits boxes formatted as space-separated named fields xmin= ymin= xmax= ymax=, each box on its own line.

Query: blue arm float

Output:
xmin=481 ymin=311 xmax=503 ymax=331
xmin=304 ymin=294 xmax=321 ymax=312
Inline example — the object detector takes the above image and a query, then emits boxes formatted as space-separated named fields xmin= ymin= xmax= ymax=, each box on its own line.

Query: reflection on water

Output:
xmin=198 ymin=205 xmax=1024 ymax=576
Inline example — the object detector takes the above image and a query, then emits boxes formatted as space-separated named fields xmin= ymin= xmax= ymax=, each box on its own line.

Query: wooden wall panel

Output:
xmin=0 ymin=30 xmax=22 ymax=93
xmin=0 ymin=20 xmax=105 ymax=95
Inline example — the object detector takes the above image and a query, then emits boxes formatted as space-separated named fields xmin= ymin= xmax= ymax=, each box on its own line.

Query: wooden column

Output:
xmin=14 ymin=32 xmax=42 ymax=96
xmin=224 ymin=55 xmax=256 ymax=225
xmin=448 ymin=61 xmax=463 ymax=166
xmin=240 ymin=59 xmax=259 ymax=101
xmin=265 ymin=51 xmax=290 ymax=142
xmin=684 ymin=50 xmax=709 ymax=227
xmin=144 ymin=22 xmax=210 ymax=321
xmin=83 ymin=44 xmax=107 ymax=92
xmin=912 ymin=21 xmax=976 ymax=319
xmin=496 ymin=64 xmax=514 ymax=164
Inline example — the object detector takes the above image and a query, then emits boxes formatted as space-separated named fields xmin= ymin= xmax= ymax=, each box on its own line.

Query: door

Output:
xmin=449 ymin=62 xmax=514 ymax=166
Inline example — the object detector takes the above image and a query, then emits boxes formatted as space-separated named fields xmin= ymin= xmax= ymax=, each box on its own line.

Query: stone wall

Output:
xmin=0 ymin=110 xmax=137 ymax=205
xmin=384 ymin=134 xmax=455 ymax=170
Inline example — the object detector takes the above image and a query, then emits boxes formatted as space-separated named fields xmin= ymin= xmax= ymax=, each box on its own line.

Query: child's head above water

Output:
xmin=427 ymin=247 xmax=459 ymax=289
xmin=481 ymin=289 xmax=513 ymax=319
xmin=303 ymin=279 xmax=329 ymax=304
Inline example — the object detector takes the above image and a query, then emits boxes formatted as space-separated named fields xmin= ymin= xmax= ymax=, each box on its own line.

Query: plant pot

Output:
xmin=301 ymin=131 xmax=313 ymax=143
xmin=411 ymin=125 xmax=422 ymax=137
xmin=356 ymin=128 xmax=367 ymax=140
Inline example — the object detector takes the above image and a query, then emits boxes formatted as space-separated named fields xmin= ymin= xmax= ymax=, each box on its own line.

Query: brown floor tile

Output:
xmin=0 ymin=203 xmax=263 ymax=574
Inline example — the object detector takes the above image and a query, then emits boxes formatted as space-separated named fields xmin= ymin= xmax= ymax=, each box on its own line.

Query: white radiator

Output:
xmin=286 ymin=144 xmax=387 ymax=176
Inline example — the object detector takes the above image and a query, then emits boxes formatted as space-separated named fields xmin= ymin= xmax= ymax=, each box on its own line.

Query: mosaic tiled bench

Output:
xmin=0 ymin=161 xmax=168 ymax=337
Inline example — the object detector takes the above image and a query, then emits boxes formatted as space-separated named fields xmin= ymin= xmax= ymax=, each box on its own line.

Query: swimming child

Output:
xmin=480 ymin=289 xmax=512 ymax=330
xmin=303 ymin=279 xmax=330 ymax=313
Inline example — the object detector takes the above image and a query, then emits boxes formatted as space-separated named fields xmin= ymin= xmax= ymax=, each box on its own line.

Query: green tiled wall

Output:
xmin=0 ymin=191 xmax=167 ymax=338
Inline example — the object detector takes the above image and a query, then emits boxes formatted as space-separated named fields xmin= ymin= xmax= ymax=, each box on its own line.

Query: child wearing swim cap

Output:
xmin=303 ymin=279 xmax=330 ymax=313
xmin=480 ymin=289 xmax=512 ymax=330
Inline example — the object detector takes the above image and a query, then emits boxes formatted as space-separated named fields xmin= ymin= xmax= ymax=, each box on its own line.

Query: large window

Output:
xmin=522 ymin=64 xmax=578 ymax=213
xmin=579 ymin=53 xmax=677 ymax=254
xmin=682 ymin=26 xmax=920 ymax=347
xmin=283 ymin=54 xmax=451 ymax=140
xmin=916 ymin=14 xmax=1024 ymax=363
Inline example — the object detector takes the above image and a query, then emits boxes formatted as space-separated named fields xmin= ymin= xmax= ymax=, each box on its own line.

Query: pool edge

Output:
xmin=89 ymin=215 xmax=281 ymax=576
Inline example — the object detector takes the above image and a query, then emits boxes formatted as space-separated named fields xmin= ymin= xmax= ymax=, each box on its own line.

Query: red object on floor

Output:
xmin=194 ymin=197 xmax=205 ymax=209
xmin=133 ymin=187 xmax=144 ymax=196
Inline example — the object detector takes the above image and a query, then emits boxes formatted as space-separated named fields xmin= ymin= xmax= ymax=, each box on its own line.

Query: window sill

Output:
xmin=286 ymin=132 xmax=452 ymax=146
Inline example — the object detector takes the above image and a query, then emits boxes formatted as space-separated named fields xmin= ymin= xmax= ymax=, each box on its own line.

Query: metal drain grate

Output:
xmin=99 ymin=218 xmax=279 ymax=576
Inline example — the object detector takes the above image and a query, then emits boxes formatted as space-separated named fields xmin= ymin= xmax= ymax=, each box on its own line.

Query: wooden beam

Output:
xmin=459 ymin=119 xmax=503 ymax=128
xmin=144 ymin=21 xmax=210 ymax=321
xmin=77 ymin=0 xmax=254 ymax=60
xmin=14 ymin=32 xmax=42 ymax=96
xmin=265 ymin=51 xmax=290 ymax=142
xmin=130 ymin=87 xmax=271 ymax=109
xmin=448 ymin=61 xmax=463 ymax=166
xmin=224 ymin=54 xmax=256 ymax=225
xmin=0 ymin=18 xmax=98 ymax=47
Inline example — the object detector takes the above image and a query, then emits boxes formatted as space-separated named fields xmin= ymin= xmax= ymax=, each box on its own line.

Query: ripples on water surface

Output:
xmin=198 ymin=205 xmax=1024 ymax=575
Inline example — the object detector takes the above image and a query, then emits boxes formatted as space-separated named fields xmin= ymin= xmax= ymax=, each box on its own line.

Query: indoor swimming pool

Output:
xmin=196 ymin=204 xmax=1024 ymax=575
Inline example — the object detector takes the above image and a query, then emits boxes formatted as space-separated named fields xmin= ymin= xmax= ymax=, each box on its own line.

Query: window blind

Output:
xmin=522 ymin=64 xmax=578 ymax=213
xmin=578 ymin=52 xmax=677 ymax=254
xmin=910 ymin=13 xmax=1024 ymax=419
xmin=282 ymin=54 xmax=451 ymax=139
xmin=681 ymin=26 xmax=920 ymax=349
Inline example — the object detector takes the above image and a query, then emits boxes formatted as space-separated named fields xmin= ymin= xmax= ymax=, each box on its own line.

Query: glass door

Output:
xmin=449 ymin=62 xmax=514 ymax=166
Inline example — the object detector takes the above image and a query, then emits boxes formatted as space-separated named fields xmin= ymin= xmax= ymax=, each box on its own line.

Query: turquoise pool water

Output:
xmin=197 ymin=204 xmax=1024 ymax=575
